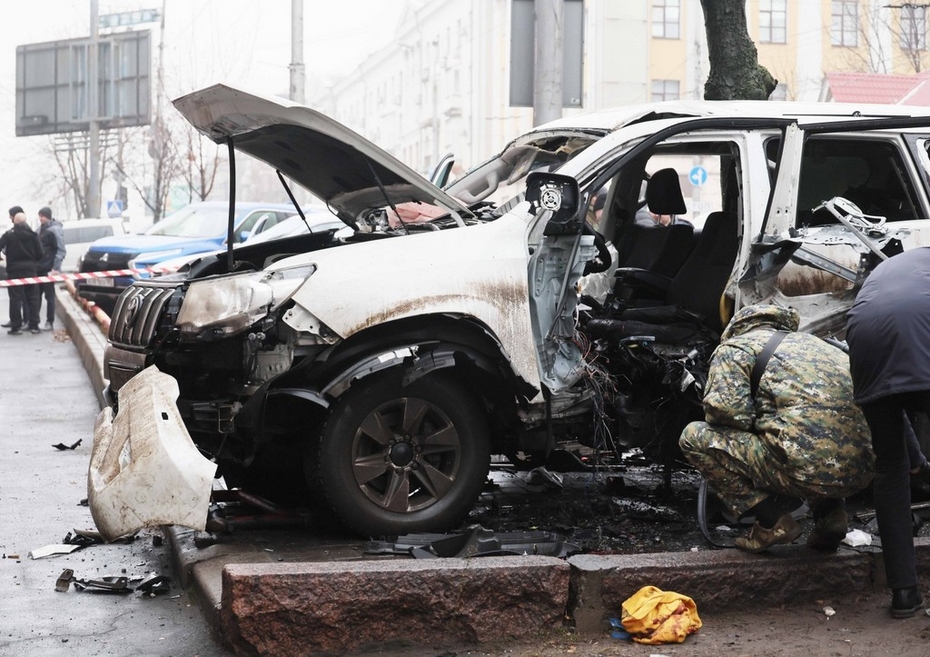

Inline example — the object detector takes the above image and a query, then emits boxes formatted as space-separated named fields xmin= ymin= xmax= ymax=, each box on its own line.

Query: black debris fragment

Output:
xmin=73 ymin=576 xmax=132 ymax=593
xmin=62 ymin=531 xmax=100 ymax=548
xmin=366 ymin=524 xmax=581 ymax=559
xmin=136 ymin=574 xmax=171 ymax=595
xmin=52 ymin=439 xmax=82 ymax=450
xmin=55 ymin=569 xmax=74 ymax=592
xmin=59 ymin=570 xmax=171 ymax=595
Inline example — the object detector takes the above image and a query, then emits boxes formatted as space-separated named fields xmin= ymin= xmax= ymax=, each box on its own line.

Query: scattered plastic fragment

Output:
xmin=366 ymin=524 xmax=581 ymax=559
xmin=58 ymin=570 xmax=170 ymax=595
xmin=608 ymin=617 xmax=631 ymax=640
xmin=55 ymin=569 xmax=75 ymax=592
xmin=136 ymin=574 xmax=171 ymax=595
xmin=823 ymin=606 xmax=836 ymax=617
xmin=527 ymin=466 xmax=564 ymax=488
xmin=73 ymin=576 xmax=132 ymax=593
xmin=841 ymin=529 xmax=872 ymax=547
xmin=62 ymin=530 xmax=101 ymax=547
xmin=52 ymin=439 xmax=82 ymax=450
xmin=28 ymin=544 xmax=82 ymax=559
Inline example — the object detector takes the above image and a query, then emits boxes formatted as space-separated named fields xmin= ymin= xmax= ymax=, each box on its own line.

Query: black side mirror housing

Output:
xmin=526 ymin=172 xmax=582 ymax=236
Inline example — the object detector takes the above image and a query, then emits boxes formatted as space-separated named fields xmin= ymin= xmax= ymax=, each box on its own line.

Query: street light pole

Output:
xmin=88 ymin=0 xmax=100 ymax=218
xmin=533 ymin=0 xmax=563 ymax=126
xmin=290 ymin=0 xmax=305 ymax=104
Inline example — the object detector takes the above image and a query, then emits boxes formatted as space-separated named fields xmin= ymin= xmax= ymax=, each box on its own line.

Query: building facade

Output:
xmin=311 ymin=0 xmax=930 ymax=177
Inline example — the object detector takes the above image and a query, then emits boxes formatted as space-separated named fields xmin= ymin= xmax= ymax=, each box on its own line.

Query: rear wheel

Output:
xmin=312 ymin=371 xmax=490 ymax=536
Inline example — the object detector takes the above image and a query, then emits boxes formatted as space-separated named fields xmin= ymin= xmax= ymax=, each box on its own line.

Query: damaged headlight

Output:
xmin=175 ymin=272 xmax=272 ymax=339
xmin=175 ymin=265 xmax=316 ymax=340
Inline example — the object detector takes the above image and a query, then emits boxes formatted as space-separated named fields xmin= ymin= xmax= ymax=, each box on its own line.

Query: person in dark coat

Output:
xmin=846 ymin=246 xmax=930 ymax=618
xmin=36 ymin=206 xmax=66 ymax=330
xmin=0 ymin=208 xmax=43 ymax=334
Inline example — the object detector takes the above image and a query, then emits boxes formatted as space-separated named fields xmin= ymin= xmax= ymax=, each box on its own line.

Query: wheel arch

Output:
xmin=255 ymin=313 xmax=537 ymax=452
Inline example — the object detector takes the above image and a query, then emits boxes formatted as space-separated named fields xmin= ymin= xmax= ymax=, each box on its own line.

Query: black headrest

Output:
xmin=646 ymin=168 xmax=687 ymax=216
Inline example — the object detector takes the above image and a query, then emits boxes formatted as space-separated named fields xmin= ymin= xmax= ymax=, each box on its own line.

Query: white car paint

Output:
xmin=60 ymin=218 xmax=129 ymax=272
xmin=88 ymin=366 xmax=216 ymax=541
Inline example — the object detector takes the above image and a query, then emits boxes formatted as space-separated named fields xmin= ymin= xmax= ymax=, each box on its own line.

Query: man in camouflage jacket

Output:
xmin=679 ymin=304 xmax=874 ymax=553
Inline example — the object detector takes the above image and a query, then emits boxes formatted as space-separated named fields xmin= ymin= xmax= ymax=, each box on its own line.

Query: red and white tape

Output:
xmin=0 ymin=265 xmax=179 ymax=288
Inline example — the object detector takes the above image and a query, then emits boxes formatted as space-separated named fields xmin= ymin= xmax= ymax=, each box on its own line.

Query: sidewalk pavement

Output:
xmin=57 ymin=286 xmax=930 ymax=655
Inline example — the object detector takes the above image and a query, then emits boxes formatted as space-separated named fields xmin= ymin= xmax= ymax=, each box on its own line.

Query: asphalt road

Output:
xmin=0 ymin=291 xmax=229 ymax=657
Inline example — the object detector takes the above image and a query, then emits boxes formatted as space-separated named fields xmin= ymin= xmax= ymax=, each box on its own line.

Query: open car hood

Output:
xmin=173 ymin=84 xmax=472 ymax=228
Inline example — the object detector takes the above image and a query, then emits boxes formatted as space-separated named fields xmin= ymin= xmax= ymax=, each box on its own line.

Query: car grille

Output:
xmin=108 ymin=281 xmax=180 ymax=348
xmin=80 ymin=250 xmax=134 ymax=272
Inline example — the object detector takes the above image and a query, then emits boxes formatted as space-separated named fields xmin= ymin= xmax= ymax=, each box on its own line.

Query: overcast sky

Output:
xmin=0 ymin=0 xmax=398 ymax=216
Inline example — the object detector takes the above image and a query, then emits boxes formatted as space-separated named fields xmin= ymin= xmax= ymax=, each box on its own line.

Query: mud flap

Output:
xmin=88 ymin=365 xmax=217 ymax=542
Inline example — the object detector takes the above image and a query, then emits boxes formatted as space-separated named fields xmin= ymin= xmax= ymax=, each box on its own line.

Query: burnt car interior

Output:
xmin=554 ymin=140 xmax=746 ymax=467
xmin=565 ymin=129 xmax=924 ymax=470
xmin=766 ymin=136 xmax=923 ymax=227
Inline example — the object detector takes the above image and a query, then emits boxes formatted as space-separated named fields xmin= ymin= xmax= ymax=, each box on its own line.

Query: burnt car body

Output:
xmin=98 ymin=84 xmax=930 ymax=537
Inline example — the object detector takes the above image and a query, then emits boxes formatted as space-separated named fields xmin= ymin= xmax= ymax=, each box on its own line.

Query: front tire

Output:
xmin=312 ymin=370 xmax=491 ymax=536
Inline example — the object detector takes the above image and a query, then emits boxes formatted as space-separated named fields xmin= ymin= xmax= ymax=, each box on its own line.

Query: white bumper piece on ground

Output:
xmin=88 ymin=365 xmax=217 ymax=541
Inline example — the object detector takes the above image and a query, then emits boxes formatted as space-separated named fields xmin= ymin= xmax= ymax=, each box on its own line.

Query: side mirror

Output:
xmin=526 ymin=172 xmax=582 ymax=236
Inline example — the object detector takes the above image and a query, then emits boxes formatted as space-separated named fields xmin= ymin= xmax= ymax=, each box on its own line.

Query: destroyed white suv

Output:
xmin=94 ymin=84 xmax=930 ymax=538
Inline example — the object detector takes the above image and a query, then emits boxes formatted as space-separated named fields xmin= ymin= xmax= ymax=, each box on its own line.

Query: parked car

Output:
xmin=95 ymin=84 xmax=930 ymax=539
xmin=76 ymin=201 xmax=295 ymax=314
xmin=233 ymin=208 xmax=353 ymax=244
xmin=60 ymin=217 xmax=129 ymax=272
xmin=141 ymin=208 xmax=353 ymax=279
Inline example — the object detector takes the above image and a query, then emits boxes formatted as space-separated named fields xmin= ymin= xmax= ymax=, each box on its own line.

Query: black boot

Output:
xmin=891 ymin=586 xmax=924 ymax=618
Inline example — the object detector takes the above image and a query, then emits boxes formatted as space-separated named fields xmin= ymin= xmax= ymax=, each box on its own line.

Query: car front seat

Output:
xmin=592 ymin=210 xmax=740 ymax=342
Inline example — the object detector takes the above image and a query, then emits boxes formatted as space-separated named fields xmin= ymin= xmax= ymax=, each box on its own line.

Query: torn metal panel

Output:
xmin=88 ymin=366 xmax=217 ymax=542
xmin=28 ymin=544 xmax=82 ymax=559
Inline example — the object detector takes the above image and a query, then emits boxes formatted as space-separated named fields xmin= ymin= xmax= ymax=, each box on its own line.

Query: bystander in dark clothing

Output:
xmin=37 ymin=206 xmax=66 ymax=330
xmin=0 ymin=210 xmax=42 ymax=334
xmin=846 ymin=246 xmax=930 ymax=619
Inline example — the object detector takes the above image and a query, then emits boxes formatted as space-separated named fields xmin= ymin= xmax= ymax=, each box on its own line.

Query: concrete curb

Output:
xmin=167 ymin=526 xmax=930 ymax=655
xmin=62 ymin=293 xmax=930 ymax=654
xmin=57 ymin=285 xmax=108 ymax=410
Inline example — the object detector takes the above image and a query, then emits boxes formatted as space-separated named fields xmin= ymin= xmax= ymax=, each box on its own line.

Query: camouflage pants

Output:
xmin=679 ymin=421 xmax=872 ymax=518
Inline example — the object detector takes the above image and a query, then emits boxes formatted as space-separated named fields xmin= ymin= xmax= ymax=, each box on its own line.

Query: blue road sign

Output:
xmin=689 ymin=166 xmax=708 ymax=187
xmin=106 ymin=200 xmax=124 ymax=217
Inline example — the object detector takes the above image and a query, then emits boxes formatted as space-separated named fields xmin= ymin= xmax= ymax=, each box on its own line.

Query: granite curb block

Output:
xmin=63 ymin=296 xmax=930 ymax=655
xmin=165 ymin=527 xmax=930 ymax=655
xmin=175 ymin=532 xmax=930 ymax=655
xmin=220 ymin=557 xmax=571 ymax=656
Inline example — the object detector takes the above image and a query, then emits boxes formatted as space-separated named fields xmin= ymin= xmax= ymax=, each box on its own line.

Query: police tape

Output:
xmin=0 ymin=266 xmax=179 ymax=288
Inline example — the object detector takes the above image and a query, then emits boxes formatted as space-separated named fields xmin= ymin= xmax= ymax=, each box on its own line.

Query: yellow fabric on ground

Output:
xmin=620 ymin=585 xmax=702 ymax=644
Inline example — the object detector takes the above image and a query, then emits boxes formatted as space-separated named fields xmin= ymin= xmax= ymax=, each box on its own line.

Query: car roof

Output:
xmin=534 ymin=99 xmax=930 ymax=134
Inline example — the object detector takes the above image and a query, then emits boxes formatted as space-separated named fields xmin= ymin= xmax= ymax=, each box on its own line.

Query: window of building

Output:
xmin=759 ymin=0 xmax=787 ymax=44
xmin=901 ymin=5 xmax=928 ymax=51
xmin=831 ymin=0 xmax=858 ymax=47
xmin=651 ymin=0 xmax=680 ymax=39
xmin=651 ymin=79 xmax=680 ymax=102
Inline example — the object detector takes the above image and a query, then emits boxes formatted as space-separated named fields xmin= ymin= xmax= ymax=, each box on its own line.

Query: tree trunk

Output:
xmin=701 ymin=0 xmax=776 ymax=100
